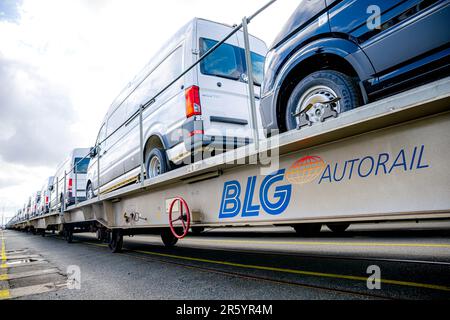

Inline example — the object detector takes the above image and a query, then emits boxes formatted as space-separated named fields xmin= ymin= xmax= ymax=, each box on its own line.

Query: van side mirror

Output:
xmin=90 ymin=147 xmax=98 ymax=158
xmin=49 ymin=185 xmax=54 ymax=191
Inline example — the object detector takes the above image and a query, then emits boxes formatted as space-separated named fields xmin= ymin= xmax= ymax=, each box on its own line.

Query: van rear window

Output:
xmin=74 ymin=158 xmax=90 ymax=174
xmin=200 ymin=38 xmax=240 ymax=80
xmin=200 ymin=38 xmax=265 ymax=86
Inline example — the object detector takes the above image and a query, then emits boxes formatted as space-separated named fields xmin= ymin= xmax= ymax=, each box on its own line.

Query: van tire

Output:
xmin=145 ymin=148 xmax=170 ymax=179
xmin=285 ymin=70 xmax=361 ymax=131
xmin=86 ymin=182 xmax=95 ymax=200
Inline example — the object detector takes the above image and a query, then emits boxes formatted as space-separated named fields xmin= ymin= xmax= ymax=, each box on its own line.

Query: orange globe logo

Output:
xmin=286 ymin=156 xmax=326 ymax=185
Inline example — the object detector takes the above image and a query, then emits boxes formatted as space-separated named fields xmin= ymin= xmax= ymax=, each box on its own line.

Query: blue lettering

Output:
xmin=376 ymin=153 xmax=389 ymax=176
xmin=410 ymin=147 xmax=418 ymax=171
xmin=333 ymin=162 xmax=347 ymax=182
xmin=389 ymin=149 xmax=407 ymax=173
xmin=358 ymin=156 xmax=375 ymax=178
xmin=219 ymin=181 xmax=241 ymax=219
xmin=319 ymin=165 xmax=332 ymax=184
xmin=347 ymin=159 xmax=360 ymax=180
xmin=417 ymin=145 xmax=430 ymax=169
xmin=242 ymin=176 xmax=260 ymax=217
xmin=260 ymin=170 xmax=292 ymax=216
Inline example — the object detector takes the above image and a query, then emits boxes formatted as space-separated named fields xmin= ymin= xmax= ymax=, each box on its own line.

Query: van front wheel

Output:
xmin=145 ymin=148 xmax=170 ymax=180
xmin=285 ymin=70 xmax=361 ymax=131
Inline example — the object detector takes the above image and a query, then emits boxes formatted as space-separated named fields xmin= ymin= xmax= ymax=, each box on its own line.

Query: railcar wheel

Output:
xmin=293 ymin=224 xmax=322 ymax=237
xmin=191 ymin=227 xmax=205 ymax=235
xmin=65 ymin=227 xmax=73 ymax=244
xmin=109 ymin=229 xmax=123 ymax=253
xmin=327 ymin=223 xmax=350 ymax=234
xmin=161 ymin=228 xmax=178 ymax=247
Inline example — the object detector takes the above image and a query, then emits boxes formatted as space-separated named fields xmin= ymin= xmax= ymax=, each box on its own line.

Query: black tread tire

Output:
xmin=327 ymin=223 xmax=350 ymax=234
xmin=145 ymin=148 xmax=170 ymax=180
xmin=293 ymin=224 xmax=322 ymax=237
xmin=285 ymin=70 xmax=361 ymax=131
xmin=109 ymin=229 xmax=123 ymax=253
xmin=161 ymin=228 xmax=178 ymax=247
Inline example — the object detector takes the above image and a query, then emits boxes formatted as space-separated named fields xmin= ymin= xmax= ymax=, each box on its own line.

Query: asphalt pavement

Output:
xmin=1 ymin=222 xmax=449 ymax=300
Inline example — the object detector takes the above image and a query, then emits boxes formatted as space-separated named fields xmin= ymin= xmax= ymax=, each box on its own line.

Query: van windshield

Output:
xmin=200 ymin=38 xmax=265 ymax=86
xmin=74 ymin=158 xmax=90 ymax=174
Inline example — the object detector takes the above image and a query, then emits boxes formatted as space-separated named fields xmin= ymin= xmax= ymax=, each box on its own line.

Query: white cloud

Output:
xmin=0 ymin=0 xmax=299 ymax=222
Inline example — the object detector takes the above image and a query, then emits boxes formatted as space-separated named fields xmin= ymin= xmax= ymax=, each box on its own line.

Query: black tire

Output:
xmin=96 ymin=229 xmax=102 ymax=241
xmin=327 ymin=223 xmax=350 ymax=234
xmin=109 ymin=229 xmax=123 ymax=253
xmin=66 ymin=227 xmax=73 ymax=244
xmin=41 ymin=229 xmax=46 ymax=237
xmin=161 ymin=228 xmax=178 ymax=247
xmin=293 ymin=224 xmax=322 ymax=237
xmin=285 ymin=70 xmax=361 ymax=131
xmin=145 ymin=148 xmax=170 ymax=180
xmin=191 ymin=227 xmax=205 ymax=235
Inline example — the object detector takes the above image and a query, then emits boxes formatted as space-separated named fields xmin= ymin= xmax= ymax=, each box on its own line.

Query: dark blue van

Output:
xmin=260 ymin=0 xmax=450 ymax=133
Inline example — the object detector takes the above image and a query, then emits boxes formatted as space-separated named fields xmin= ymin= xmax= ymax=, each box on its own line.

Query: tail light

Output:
xmin=45 ymin=196 xmax=49 ymax=204
xmin=185 ymin=85 xmax=202 ymax=118
xmin=68 ymin=178 xmax=73 ymax=192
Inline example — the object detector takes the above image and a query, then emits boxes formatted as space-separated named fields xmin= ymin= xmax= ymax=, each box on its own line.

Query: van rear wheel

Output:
xmin=285 ymin=70 xmax=361 ymax=131
xmin=86 ymin=183 xmax=95 ymax=200
xmin=145 ymin=148 xmax=169 ymax=179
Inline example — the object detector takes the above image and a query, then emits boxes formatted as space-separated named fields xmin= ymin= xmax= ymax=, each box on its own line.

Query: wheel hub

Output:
xmin=295 ymin=86 xmax=341 ymax=125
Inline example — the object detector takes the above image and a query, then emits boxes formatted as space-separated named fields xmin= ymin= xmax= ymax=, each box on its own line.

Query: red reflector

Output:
xmin=189 ymin=130 xmax=205 ymax=137
xmin=185 ymin=85 xmax=201 ymax=118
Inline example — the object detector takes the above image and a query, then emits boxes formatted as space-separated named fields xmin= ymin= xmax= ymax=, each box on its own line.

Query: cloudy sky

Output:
xmin=0 ymin=0 xmax=299 ymax=222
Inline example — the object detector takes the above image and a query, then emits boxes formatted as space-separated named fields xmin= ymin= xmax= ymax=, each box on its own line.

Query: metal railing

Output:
xmin=21 ymin=0 xmax=277 ymax=219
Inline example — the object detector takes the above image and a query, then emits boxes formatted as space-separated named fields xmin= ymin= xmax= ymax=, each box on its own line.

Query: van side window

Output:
xmin=200 ymin=38 xmax=241 ymax=80
xmin=126 ymin=46 xmax=184 ymax=118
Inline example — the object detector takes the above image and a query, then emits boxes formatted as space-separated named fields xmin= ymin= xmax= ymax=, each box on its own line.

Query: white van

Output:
xmin=86 ymin=18 xmax=267 ymax=198
xmin=30 ymin=191 xmax=41 ymax=217
xmin=38 ymin=176 xmax=54 ymax=215
xmin=49 ymin=148 xmax=91 ymax=211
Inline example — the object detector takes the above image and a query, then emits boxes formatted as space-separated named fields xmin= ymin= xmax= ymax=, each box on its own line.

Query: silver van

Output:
xmin=38 ymin=176 xmax=55 ymax=215
xmin=86 ymin=18 xmax=267 ymax=198
xmin=49 ymin=148 xmax=91 ymax=211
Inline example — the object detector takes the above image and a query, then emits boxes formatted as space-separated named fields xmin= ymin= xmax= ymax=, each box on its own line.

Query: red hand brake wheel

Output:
xmin=168 ymin=197 xmax=191 ymax=239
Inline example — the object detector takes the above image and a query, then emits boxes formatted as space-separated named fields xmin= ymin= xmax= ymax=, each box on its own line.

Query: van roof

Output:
xmin=105 ymin=17 xmax=266 ymax=120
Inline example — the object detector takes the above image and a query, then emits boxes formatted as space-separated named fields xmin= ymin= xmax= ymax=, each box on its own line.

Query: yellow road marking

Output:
xmin=0 ymin=289 xmax=11 ymax=300
xmin=84 ymin=241 xmax=450 ymax=292
xmin=0 ymin=231 xmax=10 ymax=300
xmin=181 ymin=238 xmax=450 ymax=249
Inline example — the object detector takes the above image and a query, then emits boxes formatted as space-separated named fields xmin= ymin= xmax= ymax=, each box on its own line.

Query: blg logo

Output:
xmin=219 ymin=170 xmax=292 ymax=219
